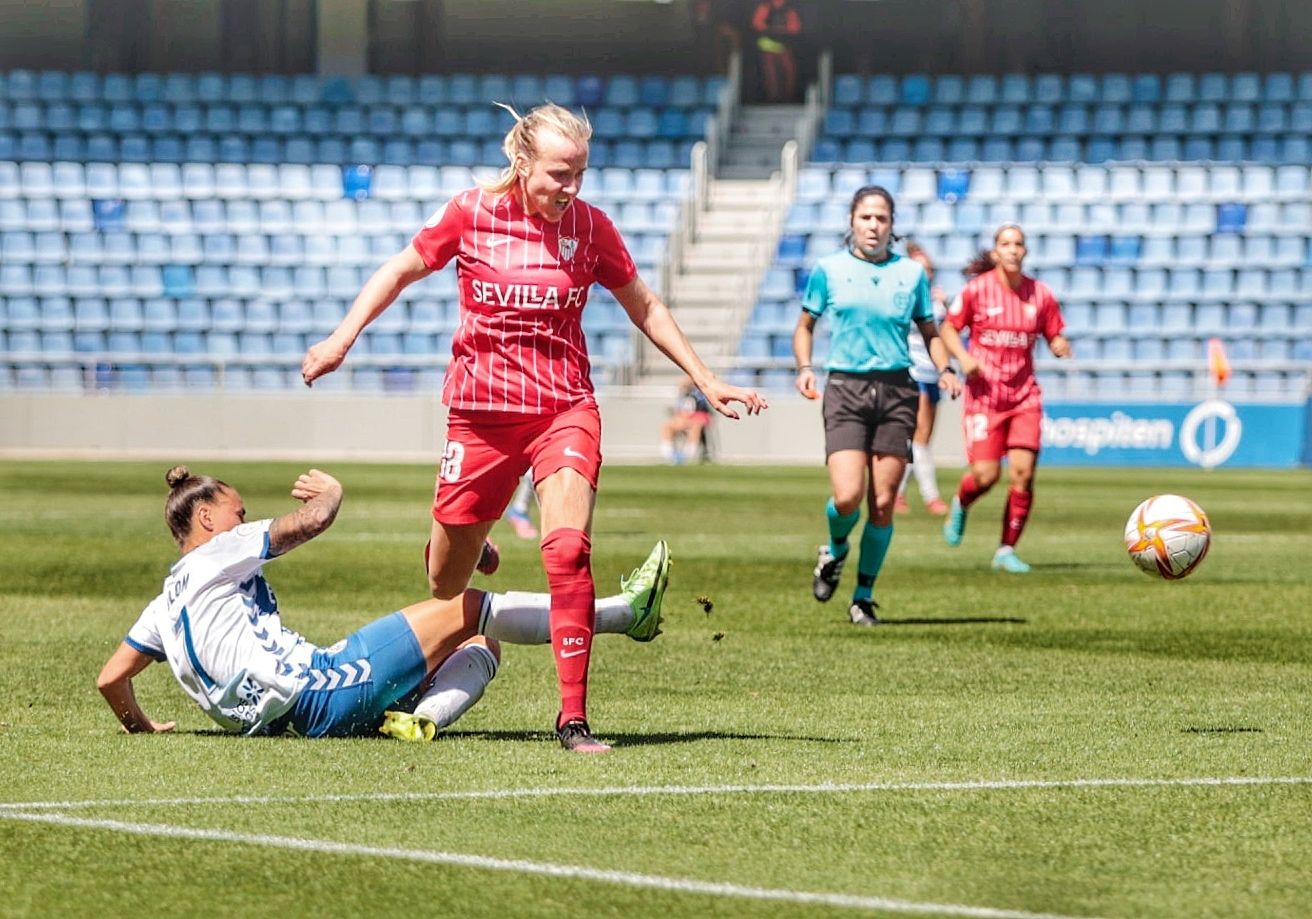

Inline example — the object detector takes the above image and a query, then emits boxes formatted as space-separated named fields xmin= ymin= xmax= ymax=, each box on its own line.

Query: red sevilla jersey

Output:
xmin=412 ymin=188 xmax=637 ymax=414
xmin=946 ymin=268 xmax=1064 ymax=413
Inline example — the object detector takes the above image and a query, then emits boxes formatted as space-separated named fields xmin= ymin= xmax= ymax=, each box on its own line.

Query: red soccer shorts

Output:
xmin=432 ymin=404 xmax=603 ymax=525
xmin=962 ymin=404 xmax=1043 ymax=464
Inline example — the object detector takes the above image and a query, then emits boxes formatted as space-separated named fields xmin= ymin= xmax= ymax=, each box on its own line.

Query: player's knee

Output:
xmin=540 ymin=527 xmax=592 ymax=580
xmin=833 ymin=490 xmax=863 ymax=516
xmin=973 ymin=467 xmax=1001 ymax=490
xmin=428 ymin=570 xmax=464 ymax=601
xmin=461 ymin=634 xmax=501 ymax=663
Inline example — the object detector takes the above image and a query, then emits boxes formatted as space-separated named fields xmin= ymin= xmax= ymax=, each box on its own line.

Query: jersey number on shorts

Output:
xmin=439 ymin=441 xmax=466 ymax=483
xmin=965 ymin=413 xmax=990 ymax=444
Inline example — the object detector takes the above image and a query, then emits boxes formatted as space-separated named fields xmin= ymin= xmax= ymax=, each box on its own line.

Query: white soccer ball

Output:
xmin=1124 ymin=494 xmax=1212 ymax=580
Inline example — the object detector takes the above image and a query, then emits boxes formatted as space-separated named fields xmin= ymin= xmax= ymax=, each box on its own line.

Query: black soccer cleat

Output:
xmin=848 ymin=598 xmax=880 ymax=627
xmin=812 ymin=545 xmax=847 ymax=602
xmin=556 ymin=717 xmax=612 ymax=753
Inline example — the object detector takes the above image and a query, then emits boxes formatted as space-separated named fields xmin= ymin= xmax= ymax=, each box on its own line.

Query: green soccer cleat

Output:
xmin=992 ymin=548 xmax=1032 ymax=574
xmin=943 ymin=496 xmax=968 ymax=547
xmin=379 ymin=710 xmax=437 ymax=742
xmin=621 ymin=540 xmax=671 ymax=642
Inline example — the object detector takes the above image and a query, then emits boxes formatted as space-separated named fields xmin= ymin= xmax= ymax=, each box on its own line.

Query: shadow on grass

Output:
xmin=182 ymin=729 xmax=855 ymax=747
xmin=444 ymin=729 xmax=854 ymax=747
xmin=877 ymin=616 xmax=1027 ymax=626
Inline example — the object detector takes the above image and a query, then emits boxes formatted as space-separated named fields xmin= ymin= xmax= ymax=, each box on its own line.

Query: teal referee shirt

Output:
xmin=802 ymin=249 xmax=932 ymax=373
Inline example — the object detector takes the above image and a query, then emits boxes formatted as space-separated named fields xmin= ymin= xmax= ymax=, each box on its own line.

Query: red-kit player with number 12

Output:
xmin=938 ymin=223 xmax=1071 ymax=574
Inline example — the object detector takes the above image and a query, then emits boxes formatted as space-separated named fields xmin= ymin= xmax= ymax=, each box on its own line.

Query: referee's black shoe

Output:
xmin=812 ymin=545 xmax=846 ymax=602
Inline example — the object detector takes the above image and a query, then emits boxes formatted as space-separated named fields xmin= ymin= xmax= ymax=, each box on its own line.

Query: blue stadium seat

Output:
xmin=1215 ymin=202 xmax=1247 ymax=233
xmin=833 ymin=75 xmax=863 ymax=106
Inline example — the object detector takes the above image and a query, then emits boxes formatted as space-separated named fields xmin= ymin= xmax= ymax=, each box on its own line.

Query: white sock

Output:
xmin=413 ymin=644 xmax=499 ymax=729
xmin=478 ymin=591 xmax=633 ymax=645
xmin=911 ymin=442 xmax=940 ymax=502
xmin=897 ymin=463 xmax=912 ymax=499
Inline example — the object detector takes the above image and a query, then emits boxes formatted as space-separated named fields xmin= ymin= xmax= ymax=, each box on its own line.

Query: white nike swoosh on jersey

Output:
xmin=559 ymin=648 xmax=588 ymax=658
xmin=986 ymin=306 xmax=1004 ymax=316
xmin=563 ymin=446 xmax=587 ymax=460
xmin=486 ymin=236 xmax=514 ymax=248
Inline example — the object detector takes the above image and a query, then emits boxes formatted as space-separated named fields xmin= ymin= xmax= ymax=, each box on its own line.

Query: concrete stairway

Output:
xmin=719 ymin=105 xmax=806 ymax=181
xmin=637 ymin=106 xmax=802 ymax=389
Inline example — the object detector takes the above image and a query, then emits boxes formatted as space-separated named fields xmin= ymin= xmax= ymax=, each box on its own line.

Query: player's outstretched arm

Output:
xmin=614 ymin=276 xmax=768 ymax=419
xmin=268 ymin=469 xmax=344 ymax=557
xmin=97 ymin=643 xmax=176 ymax=734
xmin=302 ymin=245 xmax=432 ymax=386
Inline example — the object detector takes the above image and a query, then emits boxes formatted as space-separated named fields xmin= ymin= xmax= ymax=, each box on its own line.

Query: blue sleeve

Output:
xmin=125 ymin=635 xmax=167 ymax=661
xmin=801 ymin=263 xmax=829 ymax=317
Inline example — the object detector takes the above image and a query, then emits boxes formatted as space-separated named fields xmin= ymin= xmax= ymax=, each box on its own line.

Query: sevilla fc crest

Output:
xmin=558 ymin=237 xmax=578 ymax=261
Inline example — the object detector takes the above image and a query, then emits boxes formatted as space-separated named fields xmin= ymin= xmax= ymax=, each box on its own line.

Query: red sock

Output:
xmin=541 ymin=527 xmax=595 ymax=727
xmin=1001 ymin=487 xmax=1033 ymax=548
xmin=956 ymin=472 xmax=986 ymax=509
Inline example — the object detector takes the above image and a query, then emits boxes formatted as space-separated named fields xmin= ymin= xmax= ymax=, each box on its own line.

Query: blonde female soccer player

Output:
xmin=302 ymin=103 xmax=764 ymax=751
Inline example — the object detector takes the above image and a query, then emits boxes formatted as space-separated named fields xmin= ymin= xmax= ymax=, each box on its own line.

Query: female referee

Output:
xmin=793 ymin=186 xmax=960 ymax=626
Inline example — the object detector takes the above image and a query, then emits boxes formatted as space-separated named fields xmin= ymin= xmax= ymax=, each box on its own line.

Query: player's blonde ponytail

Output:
xmin=481 ymin=102 xmax=592 ymax=196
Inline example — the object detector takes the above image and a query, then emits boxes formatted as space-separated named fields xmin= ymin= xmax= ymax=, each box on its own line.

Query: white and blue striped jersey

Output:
xmin=126 ymin=519 xmax=315 ymax=735
xmin=907 ymin=291 xmax=949 ymax=384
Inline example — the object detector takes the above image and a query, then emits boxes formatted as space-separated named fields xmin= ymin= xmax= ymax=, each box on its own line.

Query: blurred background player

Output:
xmin=301 ymin=103 xmax=765 ymax=751
xmin=97 ymin=466 xmax=671 ymax=743
xmin=660 ymin=374 xmax=714 ymax=464
xmin=505 ymin=471 xmax=538 ymax=539
xmin=938 ymin=223 xmax=1072 ymax=573
xmin=793 ymin=186 xmax=960 ymax=626
xmin=894 ymin=240 xmax=952 ymax=517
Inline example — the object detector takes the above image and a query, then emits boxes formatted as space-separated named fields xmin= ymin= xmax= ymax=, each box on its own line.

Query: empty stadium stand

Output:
xmin=0 ymin=70 xmax=719 ymax=392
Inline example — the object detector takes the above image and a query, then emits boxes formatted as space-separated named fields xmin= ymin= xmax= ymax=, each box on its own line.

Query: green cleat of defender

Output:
xmin=621 ymin=539 xmax=671 ymax=642
xmin=379 ymin=710 xmax=437 ymax=742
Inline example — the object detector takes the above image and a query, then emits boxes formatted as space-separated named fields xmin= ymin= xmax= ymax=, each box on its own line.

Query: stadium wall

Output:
xmin=5 ymin=394 xmax=1309 ymax=469
xmin=0 ymin=391 xmax=967 ymax=465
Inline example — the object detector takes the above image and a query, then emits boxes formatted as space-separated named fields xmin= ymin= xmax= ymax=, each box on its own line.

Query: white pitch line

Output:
xmin=2 ymin=774 xmax=1308 ymax=813
xmin=0 ymin=810 xmax=1099 ymax=919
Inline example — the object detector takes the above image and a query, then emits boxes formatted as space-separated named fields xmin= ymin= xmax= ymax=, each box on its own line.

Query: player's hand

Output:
xmin=938 ymin=370 xmax=962 ymax=399
xmin=795 ymin=368 xmax=819 ymax=401
xmin=702 ymin=380 xmax=768 ymax=419
xmin=291 ymin=469 xmax=343 ymax=503
xmin=960 ymin=354 xmax=984 ymax=377
xmin=1050 ymin=335 xmax=1073 ymax=359
xmin=301 ymin=335 xmax=350 ymax=386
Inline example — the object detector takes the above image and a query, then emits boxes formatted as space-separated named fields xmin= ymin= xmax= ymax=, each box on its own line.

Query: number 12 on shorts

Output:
xmin=965 ymin=413 xmax=989 ymax=444
xmin=440 ymin=441 xmax=465 ymax=483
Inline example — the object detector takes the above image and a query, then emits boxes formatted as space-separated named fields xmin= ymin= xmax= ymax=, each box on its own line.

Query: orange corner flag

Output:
xmin=1207 ymin=337 xmax=1231 ymax=385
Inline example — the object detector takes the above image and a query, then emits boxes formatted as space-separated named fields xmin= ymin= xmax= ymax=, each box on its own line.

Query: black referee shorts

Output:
xmin=821 ymin=369 xmax=918 ymax=459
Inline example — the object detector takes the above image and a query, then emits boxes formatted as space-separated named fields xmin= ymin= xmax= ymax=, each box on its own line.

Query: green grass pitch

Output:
xmin=2 ymin=459 xmax=1310 ymax=918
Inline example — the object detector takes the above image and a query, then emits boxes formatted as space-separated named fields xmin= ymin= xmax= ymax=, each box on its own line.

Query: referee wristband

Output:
xmin=796 ymin=365 xmax=812 ymax=372
xmin=938 ymin=366 xmax=956 ymax=375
